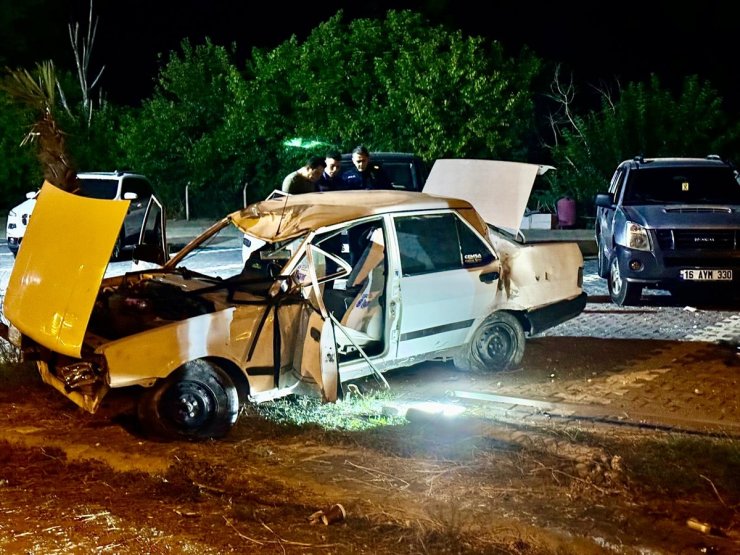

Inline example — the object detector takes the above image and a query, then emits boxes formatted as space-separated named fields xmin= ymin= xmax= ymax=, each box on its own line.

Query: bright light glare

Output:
xmin=386 ymin=401 xmax=466 ymax=418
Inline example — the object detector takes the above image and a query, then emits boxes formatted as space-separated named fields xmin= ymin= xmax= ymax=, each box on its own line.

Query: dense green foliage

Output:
xmin=117 ymin=39 xmax=242 ymax=216
xmin=0 ymin=92 xmax=40 ymax=207
xmin=1 ymin=9 xmax=738 ymax=219
xmin=116 ymin=11 xmax=541 ymax=216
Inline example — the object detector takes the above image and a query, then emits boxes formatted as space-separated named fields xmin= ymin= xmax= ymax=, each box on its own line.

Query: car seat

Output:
xmin=334 ymin=228 xmax=385 ymax=353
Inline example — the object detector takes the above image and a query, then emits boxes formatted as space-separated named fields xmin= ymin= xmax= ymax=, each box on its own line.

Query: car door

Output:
xmin=133 ymin=195 xmax=169 ymax=266
xmin=597 ymin=168 xmax=626 ymax=274
xmin=288 ymin=243 xmax=351 ymax=402
xmin=391 ymin=211 xmax=500 ymax=359
xmin=120 ymin=177 xmax=154 ymax=244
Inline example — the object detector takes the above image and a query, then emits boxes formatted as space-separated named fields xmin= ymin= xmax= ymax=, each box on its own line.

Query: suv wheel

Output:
xmin=608 ymin=255 xmax=642 ymax=306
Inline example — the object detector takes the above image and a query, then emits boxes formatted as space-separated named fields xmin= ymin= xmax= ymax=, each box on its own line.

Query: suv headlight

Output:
xmin=620 ymin=221 xmax=651 ymax=251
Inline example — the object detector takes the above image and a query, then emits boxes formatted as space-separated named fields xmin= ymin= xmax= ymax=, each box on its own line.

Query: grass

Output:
xmin=251 ymin=389 xmax=408 ymax=431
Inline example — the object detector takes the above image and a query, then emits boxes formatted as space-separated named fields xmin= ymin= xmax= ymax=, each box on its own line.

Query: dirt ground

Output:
xmin=0 ymin=336 xmax=739 ymax=554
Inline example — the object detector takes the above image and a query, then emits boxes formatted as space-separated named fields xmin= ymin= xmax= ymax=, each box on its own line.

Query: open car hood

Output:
xmin=4 ymin=182 xmax=129 ymax=358
xmin=423 ymin=159 xmax=553 ymax=233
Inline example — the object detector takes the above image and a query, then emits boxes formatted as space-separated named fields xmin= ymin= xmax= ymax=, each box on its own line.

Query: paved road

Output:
xmin=545 ymin=259 xmax=740 ymax=345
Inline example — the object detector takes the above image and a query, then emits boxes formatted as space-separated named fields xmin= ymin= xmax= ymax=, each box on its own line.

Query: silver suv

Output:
xmin=595 ymin=156 xmax=740 ymax=305
xmin=6 ymin=171 xmax=155 ymax=259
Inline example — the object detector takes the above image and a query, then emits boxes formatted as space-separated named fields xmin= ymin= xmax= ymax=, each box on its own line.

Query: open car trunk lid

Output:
xmin=423 ymin=159 xmax=552 ymax=234
xmin=4 ymin=182 xmax=129 ymax=358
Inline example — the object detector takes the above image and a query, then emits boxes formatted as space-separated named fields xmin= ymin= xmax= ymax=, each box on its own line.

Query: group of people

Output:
xmin=281 ymin=145 xmax=393 ymax=195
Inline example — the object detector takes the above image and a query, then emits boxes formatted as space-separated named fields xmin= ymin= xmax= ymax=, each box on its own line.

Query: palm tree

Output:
xmin=1 ymin=60 xmax=78 ymax=191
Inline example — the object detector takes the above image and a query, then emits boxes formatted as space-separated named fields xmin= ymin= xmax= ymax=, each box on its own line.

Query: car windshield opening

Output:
xmin=77 ymin=179 xmax=119 ymax=200
xmin=624 ymin=167 xmax=740 ymax=204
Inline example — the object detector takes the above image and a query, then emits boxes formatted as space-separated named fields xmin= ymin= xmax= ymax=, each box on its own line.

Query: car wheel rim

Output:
xmin=610 ymin=258 xmax=622 ymax=295
xmin=164 ymin=381 xmax=215 ymax=429
xmin=476 ymin=323 xmax=515 ymax=368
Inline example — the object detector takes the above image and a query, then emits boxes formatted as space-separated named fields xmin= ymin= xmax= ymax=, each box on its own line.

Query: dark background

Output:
xmin=2 ymin=0 xmax=737 ymax=111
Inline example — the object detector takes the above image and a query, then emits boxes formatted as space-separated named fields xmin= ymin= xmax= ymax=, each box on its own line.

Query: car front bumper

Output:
xmin=7 ymin=237 xmax=21 ymax=254
xmin=614 ymin=245 xmax=740 ymax=288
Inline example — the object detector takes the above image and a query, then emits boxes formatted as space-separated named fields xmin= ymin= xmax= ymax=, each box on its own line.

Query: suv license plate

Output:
xmin=680 ymin=269 xmax=732 ymax=281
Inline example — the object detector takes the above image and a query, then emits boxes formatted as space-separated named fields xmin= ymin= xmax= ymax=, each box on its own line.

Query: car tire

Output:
xmin=137 ymin=360 xmax=239 ymax=440
xmin=453 ymin=312 xmax=525 ymax=372
xmin=608 ymin=255 xmax=642 ymax=306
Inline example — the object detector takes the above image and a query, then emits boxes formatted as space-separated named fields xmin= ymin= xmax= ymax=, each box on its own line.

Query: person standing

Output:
xmin=317 ymin=150 xmax=347 ymax=192
xmin=281 ymin=155 xmax=326 ymax=194
xmin=342 ymin=145 xmax=393 ymax=190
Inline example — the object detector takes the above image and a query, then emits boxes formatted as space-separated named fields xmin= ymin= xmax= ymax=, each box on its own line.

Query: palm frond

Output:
xmin=2 ymin=61 xmax=77 ymax=191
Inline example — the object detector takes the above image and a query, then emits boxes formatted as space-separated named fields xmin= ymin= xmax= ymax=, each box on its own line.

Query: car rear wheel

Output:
xmin=137 ymin=360 xmax=239 ymax=440
xmin=454 ymin=312 xmax=525 ymax=372
xmin=608 ymin=255 xmax=642 ymax=306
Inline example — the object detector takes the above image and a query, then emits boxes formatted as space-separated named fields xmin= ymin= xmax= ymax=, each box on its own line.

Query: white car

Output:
xmin=1 ymin=160 xmax=586 ymax=440
xmin=5 ymin=191 xmax=37 ymax=257
xmin=5 ymin=171 xmax=155 ymax=259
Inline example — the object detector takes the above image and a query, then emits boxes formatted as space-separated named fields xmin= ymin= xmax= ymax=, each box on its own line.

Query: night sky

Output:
xmin=2 ymin=0 xmax=738 ymax=112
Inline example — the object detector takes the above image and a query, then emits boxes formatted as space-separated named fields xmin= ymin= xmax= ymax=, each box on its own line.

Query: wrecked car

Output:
xmin=1 ymin=160 xmax=586 ymax=440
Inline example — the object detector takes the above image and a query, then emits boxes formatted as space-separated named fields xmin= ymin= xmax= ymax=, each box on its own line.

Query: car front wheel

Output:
xmin=454 ymin=312 xmax=525 ymax=372
xmin=608 ymin=255 xmax=642 ymax=306
xmin=137 ymin=360 xmax=239 ymax=440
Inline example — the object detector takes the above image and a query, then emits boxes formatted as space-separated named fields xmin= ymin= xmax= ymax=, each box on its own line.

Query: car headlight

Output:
xmin=621 ymin=220 xmax=651 ymax=251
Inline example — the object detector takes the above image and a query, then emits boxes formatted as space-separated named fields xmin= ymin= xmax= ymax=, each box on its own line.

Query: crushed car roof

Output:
xmin=230 ymin=190 xmax=475 ymax=242
xmin=231 ymin=159 xmax=553 ymax=240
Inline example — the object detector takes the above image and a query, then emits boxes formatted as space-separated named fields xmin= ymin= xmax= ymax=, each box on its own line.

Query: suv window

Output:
xmin=624 ymin=166 xmax=740 ymax=204
xmin=78 ymin=179 xmax=119 ymax=200
xmin=122 ymin=177 xmax=154 ymax=200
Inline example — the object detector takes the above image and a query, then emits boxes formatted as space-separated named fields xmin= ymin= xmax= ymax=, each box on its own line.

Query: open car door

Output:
xmin=132 ymin=195 xmax=168 ymax=267
xmin=291 ymin=243 xmax=351 ymax=402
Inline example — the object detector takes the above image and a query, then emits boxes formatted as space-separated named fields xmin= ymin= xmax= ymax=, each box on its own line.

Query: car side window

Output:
xmin=394 ymin=213 xmax=493 ymax=277
xmin=122 ymin=178 xmax=154 ymax=200
xmin=609 ymin=169 xmax=625 ymax=197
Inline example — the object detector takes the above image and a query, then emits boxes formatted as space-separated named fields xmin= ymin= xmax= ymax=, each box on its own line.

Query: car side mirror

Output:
xmin=594 ymin=193 xmax=615 ymax=208
xmin=25 ymin=191 xmax=37 ymax=199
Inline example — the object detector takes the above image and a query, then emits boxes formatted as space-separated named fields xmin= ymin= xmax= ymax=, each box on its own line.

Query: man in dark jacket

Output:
xmin=342 ymin=145 xmax=393 ymax=190
xmin=317 ymin=150 xmax=348 ymax=192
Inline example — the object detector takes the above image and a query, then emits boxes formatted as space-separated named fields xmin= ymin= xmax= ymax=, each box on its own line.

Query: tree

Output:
xmin=245 ymin=11 xmax=540 ymax=158
xmin=0 ymin=0 xmax=114 ymax=200
xmin=0 ymin=61 xmax=78 ymax=191
xmin=217 ymin=10 xmax=542 ymax=202
xmin=117 ymin=39 xmax=242 ymax=216
xmin=0 ymin=92 xmax=41 ymax=207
